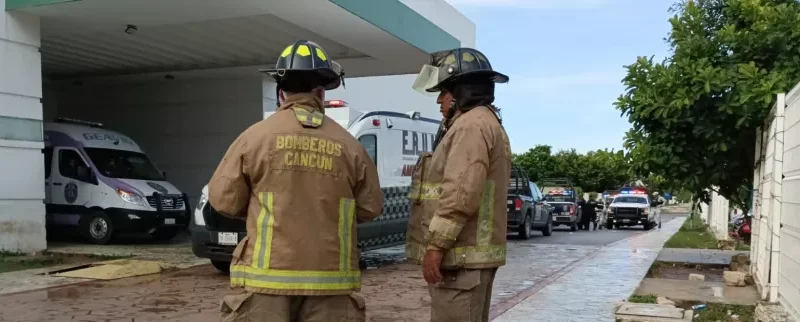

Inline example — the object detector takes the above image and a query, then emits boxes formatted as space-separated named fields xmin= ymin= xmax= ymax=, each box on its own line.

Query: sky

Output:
xmin=443 ymin=0 xmax=676 ymax=154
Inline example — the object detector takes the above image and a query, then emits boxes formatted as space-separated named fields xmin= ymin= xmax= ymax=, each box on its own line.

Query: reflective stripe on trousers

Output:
xmin=231 ymin=193 xmax=360 ymax=291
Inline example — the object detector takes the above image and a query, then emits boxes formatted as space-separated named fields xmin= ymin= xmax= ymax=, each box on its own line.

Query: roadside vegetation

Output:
xmin=664 ymin=215 xmax=718 ymax=249
xmin=627 ymin=294 xmax=755 ymax=322
xmin=663 ymin=215 xmax=750 ymax=250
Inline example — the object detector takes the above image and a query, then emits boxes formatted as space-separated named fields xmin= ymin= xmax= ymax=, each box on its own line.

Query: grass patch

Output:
xmin=0 ymin=251 xmax=127 ymax=274
xmin=736 ymin=243 xmax=751 ymax=251
xmin=688 ymin=303 xmax=755 ymax=322
xmin=628 ymin=294 xmax=658 ymax=304
xmin=663 ymin=215 xmax=719 ymax=249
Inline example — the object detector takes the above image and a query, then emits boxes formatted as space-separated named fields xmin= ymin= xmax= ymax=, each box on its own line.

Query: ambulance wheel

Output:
xmin=151 ymin=228 xmax=179 ymax=241
xmin=211 ymin=260 xmax=231 ymax=274
xmin=80 ymin=211 xmax=114 ymax=245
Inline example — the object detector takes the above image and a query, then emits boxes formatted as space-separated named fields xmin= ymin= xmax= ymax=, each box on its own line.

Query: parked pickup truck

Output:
xmin=606 ymin=187 xmax=663 ymax=230
xmin=539 ymin=177 xmax=582 ymax=232
xmin=507 ymin=165 xmax=553 ymax=239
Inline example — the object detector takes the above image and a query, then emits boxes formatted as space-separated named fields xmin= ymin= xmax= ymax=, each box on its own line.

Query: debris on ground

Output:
xmin=724 ymin=271 xmax=746 ymax=287
xmin=689 ymin=273 xmax=706 ymax=281
xmin=657 ymin=296 xmax=676 ymax=306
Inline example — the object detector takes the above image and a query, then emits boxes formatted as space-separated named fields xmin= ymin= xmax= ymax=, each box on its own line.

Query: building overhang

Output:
xmin=6 ymin=0 xmax=463 ymax=80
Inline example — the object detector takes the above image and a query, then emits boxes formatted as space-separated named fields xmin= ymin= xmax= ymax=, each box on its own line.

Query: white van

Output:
xmin=190 ymin=100 xmax=440 ymax=272
xmin=43 ymin=118 xmax=190 ymax=244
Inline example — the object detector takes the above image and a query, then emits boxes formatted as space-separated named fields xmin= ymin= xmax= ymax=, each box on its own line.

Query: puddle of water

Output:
xmin=46 ymin=286 xmax=93 ymax=299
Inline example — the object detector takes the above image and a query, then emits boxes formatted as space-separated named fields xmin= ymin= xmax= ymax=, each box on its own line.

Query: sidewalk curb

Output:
xmin=489 ymin=216 xmax=683 ymax=321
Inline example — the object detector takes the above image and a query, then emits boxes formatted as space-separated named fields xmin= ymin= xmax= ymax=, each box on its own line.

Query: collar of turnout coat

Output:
xmin=279 ymin=93 xmax=325 ymax=114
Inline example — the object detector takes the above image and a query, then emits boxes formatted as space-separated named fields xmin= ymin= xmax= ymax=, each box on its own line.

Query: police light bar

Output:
xmin=55 ymin=117 xmax=104 ymax=128
xmin=548 ymin=190 xmax=572 ymax=195
xmin=620 ymin=188 xmax=647 ymax=195
xmin=324 ymin=100 xmax=347 ymax=108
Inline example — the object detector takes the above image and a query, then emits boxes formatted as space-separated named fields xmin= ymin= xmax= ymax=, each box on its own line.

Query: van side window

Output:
xmin=358 ymin=135 xmax=377 ymax=165
xmin=59 ymin=149 xmax=91 ymax=182
xmin=43 ymin=148 xmax=53 ymax=179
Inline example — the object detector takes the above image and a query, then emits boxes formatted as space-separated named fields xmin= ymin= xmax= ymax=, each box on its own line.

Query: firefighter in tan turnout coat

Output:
xmin=208 ymin=40 xmax=383 ymax=322
xmin=406 ymin=48 xmax=512 ymax=322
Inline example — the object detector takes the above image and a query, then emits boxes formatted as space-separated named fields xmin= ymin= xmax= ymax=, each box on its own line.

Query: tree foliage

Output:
xmin=615 ymin=0 xmax=800 ymax=209
xmin=513 ymin=145 xmax=632 ymax=192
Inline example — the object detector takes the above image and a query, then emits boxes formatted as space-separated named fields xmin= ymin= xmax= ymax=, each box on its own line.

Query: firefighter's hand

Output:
xmin=422 ymin=249 xmax=444 ymax=284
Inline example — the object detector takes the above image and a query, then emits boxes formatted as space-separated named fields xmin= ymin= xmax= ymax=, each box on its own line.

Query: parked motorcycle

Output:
xmin=729 ymin=212 xmax=752 ymax=243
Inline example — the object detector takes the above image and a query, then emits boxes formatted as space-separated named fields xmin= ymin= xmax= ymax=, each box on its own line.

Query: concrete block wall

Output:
xmin=0 ymin=6 xmax=46 ymax=253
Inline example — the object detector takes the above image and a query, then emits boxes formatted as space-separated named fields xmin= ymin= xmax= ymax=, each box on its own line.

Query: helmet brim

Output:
xmin=425 ymin=70 xmax=510 ymax=93
xmin=260 ymin=68 xmax=342 ymax=90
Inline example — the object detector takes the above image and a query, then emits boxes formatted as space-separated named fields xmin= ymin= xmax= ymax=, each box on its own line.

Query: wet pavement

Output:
xmin=0 ymin=215 xmax=687 ymax=322
xmin=492 ymin=215 xmax=686 ymax=322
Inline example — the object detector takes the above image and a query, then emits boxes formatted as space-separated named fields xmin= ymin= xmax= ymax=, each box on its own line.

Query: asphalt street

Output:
xmin=511 ymin=214 xmax=680 ymax=246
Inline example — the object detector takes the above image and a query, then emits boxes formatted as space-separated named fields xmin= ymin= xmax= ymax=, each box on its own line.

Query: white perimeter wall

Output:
xmin=0 ymin=4 xmax=46 ymax=253
xmin=46 ymin=75 xmax=264 ymax=205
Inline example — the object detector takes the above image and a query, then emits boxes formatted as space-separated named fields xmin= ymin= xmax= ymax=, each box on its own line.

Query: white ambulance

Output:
xmin=43 ymin=118 xmax=190 ymax=244
xmin=190 ymin=100 xmax=441 ymax=272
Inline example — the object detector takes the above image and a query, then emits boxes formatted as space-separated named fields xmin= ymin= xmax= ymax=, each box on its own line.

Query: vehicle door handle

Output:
xmin=53 ymin=182 xmax=63 ymax=186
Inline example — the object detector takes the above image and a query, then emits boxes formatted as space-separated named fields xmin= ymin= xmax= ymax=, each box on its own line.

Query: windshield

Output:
xmin=613 ymin=196 xmax=648 ymax=204
xmin=85 ymin=148 xmax=164 ymax=181
xmin=544 ymin=194 xmax=575 ymax=202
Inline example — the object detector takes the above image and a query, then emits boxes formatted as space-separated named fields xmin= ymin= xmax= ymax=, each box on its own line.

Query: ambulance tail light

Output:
xmin=514 ymin=198 xmax=522 ymax=211
xmin=324 ymin=100 xmax=347 ymax=108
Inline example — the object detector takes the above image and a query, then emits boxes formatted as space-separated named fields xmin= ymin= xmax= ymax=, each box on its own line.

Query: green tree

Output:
xmin=615 ymin=0 xmax=800 ymax=210
xmin=513 ymin=145 xmax=632 ymax=192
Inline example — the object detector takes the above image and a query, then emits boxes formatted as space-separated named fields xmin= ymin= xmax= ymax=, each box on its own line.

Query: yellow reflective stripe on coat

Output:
xmin=291 ymin=107 xmax=324 ymax=128
xmin=477 ymin=180 xmax=495 ymax=246
xmin=405 ymin=241 xmax=505 ymax=268
xmin=244 ymin=194 xmax=359 ymax=291
xmin=339 ymin=198 xmax=356 ymax=271
xmin=408 ymin=182 xmax=442 ymax=200
xmin=253 ymin=192 xmax=275 ymax=269
xmin=230 ymin=266 xmax=360 ymax=291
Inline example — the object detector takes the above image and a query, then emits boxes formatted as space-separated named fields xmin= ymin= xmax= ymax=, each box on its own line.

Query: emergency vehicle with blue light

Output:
xmin=605 ymin=187 xmax=663 ymax=230
xmin=540 ymin=178 xmax=582 ymax=232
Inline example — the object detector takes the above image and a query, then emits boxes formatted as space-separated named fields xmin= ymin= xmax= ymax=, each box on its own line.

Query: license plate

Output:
xmin=218 ymin=232 xmax=239 ymax=246
xmin=164 ymin=218 xmax=176 ymax=225
xmin=622 ymin=219 xmax=630 ymax=223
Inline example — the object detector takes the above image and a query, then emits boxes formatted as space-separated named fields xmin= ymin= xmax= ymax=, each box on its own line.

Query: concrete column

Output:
xmin=0 ymin=6 xmax=46 ymax=253
xmin=262 ymin=77 xmax=278 ymax=117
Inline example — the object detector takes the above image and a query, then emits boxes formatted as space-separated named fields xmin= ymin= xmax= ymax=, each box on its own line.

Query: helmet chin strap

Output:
xmin=432 ymin=98 xmax=457 ymax=152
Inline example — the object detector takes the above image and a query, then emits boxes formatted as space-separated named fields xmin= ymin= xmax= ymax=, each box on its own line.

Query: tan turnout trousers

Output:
xmin=429 ymin=268 xmax=499 ymax=322
xmin=220 ymin=293 xmax=366 ymax=322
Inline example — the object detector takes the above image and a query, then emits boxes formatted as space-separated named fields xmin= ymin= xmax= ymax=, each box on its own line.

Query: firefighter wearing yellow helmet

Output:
xmin=406 ymin=48 xmax=512 ymax=322
xmin=209 ymin=40 xmax=382 ymax=322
